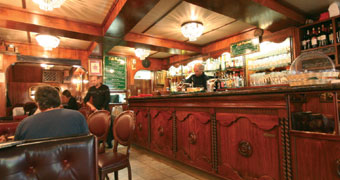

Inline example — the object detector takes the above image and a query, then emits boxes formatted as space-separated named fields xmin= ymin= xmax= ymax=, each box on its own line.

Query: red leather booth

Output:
xmin=0 ymin=134 xmax=98 ymax=180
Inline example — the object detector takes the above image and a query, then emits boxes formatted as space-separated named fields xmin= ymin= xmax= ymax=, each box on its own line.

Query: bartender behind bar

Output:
xmin=185 ymin=63 xmax=210 ymax=90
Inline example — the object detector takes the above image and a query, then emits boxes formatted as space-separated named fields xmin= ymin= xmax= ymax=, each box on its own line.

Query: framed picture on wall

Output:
xmin=89 ymin=59 xmax=102 ymax=76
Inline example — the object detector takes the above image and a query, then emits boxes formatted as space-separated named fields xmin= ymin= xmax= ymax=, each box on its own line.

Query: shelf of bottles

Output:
xmin=299 ymin=18 xmax=338 ymax=65
xmin=246 ymin=38 xmax=292 ymax=87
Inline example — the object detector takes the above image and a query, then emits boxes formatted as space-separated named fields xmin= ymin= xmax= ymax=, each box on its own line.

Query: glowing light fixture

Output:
xmin=33 ymin=0 xmax=65 ymax=11
xmin=181 ymin=21 xmax=204 ymax=41
xmin=36 ymin=34 xmax=60 ymax=51
xmin=135 ymin=48 xmax=150 ymax=60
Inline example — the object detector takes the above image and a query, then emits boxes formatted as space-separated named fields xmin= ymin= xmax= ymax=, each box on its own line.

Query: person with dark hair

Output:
xmin=84 ymin=76 xmax=110 ymax=111
xmin=14 ymin=85 xmax=89 ymax=141
xmin=62 ymin=90 xmax=78 ymax=110
xmin=84 ymin=76 xmax=112 ymax=147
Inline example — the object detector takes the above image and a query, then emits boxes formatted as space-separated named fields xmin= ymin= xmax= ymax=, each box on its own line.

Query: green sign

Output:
xmin=103 ymin=55 xmax=127 ymax=90
xmin=230 ymin=38 xmax=260 ymax=57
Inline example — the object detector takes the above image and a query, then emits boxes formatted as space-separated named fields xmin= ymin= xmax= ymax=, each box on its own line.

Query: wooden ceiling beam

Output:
xmin=102 ymin=0 xmax=127 ymax=34
xmin=185 ymin=0 xmax=304 ymax=32
xmin=251 ymin=0 xmax=305 ymax=24
xmin=0 ymin=7 xmax=103 ymax=40
xmin=124 ymin=32 xmax=201 ymax=53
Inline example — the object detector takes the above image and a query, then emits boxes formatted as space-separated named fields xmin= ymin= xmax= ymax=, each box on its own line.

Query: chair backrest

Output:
xmin=87 ymin=110 xmax=111 ymax=153
xmin=113 ymin=110 xmax=135 ymax=152
xmin=79 ymin=107 xmax=91 ymax=121
xmin=0 ymin=134 xmax=98 ymax=180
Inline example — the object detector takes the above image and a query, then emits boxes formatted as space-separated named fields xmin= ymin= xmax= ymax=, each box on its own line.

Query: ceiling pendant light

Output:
xmin=32 ymin=0 xmax=65 ymax=11
xmin=135 ymin=48 xmax=150 ymax=60
xmin=36 ymin=34 xmax=60 ymax=51
xmin=181 ymin=21 xmax=204 ymax=41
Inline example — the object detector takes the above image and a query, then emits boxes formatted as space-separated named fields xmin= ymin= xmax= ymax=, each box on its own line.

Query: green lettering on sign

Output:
xmin=103 ymin=55 xmax=127 ymax=90
xmin=230 ymin=38 xmax=260 ymax=57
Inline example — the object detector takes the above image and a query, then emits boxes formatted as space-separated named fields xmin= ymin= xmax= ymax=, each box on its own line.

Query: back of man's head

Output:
xmin=35 ymin=86 xmax=61 ymax=111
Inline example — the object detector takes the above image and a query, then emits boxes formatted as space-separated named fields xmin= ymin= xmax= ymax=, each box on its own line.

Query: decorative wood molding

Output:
xmin=176 ymin=111 xmax=211 ymax=124
xmin=150 ymin=110 xmax=172 ymax=120
xmin=216 ymin=113 xmax=278 ymax=131
xmin=172 ymin=110 xmax=177 ymax=155
xmin=124 ymin=32 xmax=201 ymax=53
xmin=211 ymin=112 xmax=218 ymax=172
xmin=17 ymin=55 xmax=81 ymax=65
xmin=238 ymin=140 xmax=253 ymax=157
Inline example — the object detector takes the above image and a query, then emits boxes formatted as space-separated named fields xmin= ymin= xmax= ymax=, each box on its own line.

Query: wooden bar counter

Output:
xmin=128 ymin=84 xmax=340 ymax=180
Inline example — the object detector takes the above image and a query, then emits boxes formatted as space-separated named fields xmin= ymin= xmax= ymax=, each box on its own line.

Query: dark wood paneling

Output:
xmin=217 ymin=111 xmax=280 ymax=179
xmin=291 ymin=135 xmax=340 ymax=179
xmin=150 ymin=109 xmax=173 ymax=157
xmin=133 ymin=108 xmax=149 ymax=147
xmin=12 ymin=65 xmax=42 ymax=82
xmin=176 ymin=110 xmax=212 ymax=172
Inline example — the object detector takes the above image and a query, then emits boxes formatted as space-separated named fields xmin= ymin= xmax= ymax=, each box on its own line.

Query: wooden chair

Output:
xmin=98 ymin=110 xmax=135 ymax=180
xmin=79 ymin=107 xmax=92 ymax=122
xmin=87 ymin=110 xmax=111 ymax=153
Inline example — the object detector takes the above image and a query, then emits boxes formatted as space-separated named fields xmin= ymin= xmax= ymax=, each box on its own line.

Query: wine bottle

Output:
xmin=301 ymin=30 xmax=307 ymax=50
xmin=311 ymin=27 xmax=318 ymax=48
xmin=306 ymin=29 xmax=311 ymax=49
xmin=321 ymin=24 xmax=328 ymax=46
xmin=329 ymin=23 xmax=334 ymax=44
xmin=317 ymin=26 xmax=323 ymax=47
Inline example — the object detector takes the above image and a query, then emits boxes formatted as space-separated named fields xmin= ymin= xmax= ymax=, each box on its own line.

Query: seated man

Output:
xmin=14 ymin=86 xmax=89 ymax=141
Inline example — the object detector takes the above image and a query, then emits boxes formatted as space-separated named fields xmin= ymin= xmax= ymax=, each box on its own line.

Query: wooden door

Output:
xmin=176 ymin=110 xmax=212 ymax=172
xmin=150 ymin=109 xmax=173 ymax=157
xmin=216 ymin=109 xmax=281 ymax=180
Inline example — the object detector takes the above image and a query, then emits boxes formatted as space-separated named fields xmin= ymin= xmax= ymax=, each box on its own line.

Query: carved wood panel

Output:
xmin=291 ymin=135 xmax=340 ymax=179
xmin=176 ymin=111 xmax=212 ymax=172
xmin=217 ymin=111 xmax=280 ymax=180
xmin=133 ymin=108 xmax=149 ymax=148
xmin=150 ymin=109 xmax=173 ymax=157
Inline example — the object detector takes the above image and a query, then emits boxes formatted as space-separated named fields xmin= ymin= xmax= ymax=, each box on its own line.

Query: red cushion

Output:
xmin=13 ymin=115 xmax=28 ymax=121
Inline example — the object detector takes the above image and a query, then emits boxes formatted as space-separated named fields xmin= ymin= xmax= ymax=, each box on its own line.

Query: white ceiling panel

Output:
xmin=23 ymin=0 xmax=115 ymax=24
xmin=131 ymin=0 xmax=181 ymax=33
xmin=144 ymin=1 xmax=236 ymax=42
xmin=149 ymin=52 xmax=172 ymax=59
xmin=192 ymin=21 xmax=254 ymax=45
xmin=0 ymin=27 xmax=28 ymax=44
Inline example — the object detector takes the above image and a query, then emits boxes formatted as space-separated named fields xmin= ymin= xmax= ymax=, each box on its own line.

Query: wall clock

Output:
xmin=142 ymin=58 xmax=151 ymax=68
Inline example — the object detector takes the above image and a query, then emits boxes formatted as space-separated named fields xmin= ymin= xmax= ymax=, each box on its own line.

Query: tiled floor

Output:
xmin=107 ymin=145 xmax=222 ymax=180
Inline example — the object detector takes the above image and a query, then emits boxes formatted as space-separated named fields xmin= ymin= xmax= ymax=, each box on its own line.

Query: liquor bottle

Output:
xmin=321 ymin=24 xmax=328 ymax=46
xmin=329 ymin=23 xmax=334 ymax=44
xmin=317 ymin=26 xmax=323 ymax=47
xmin=337 ymin=21 xmax=340 ymax=43
xmin=301 ymin=30 xmax=307 ymax=50
xmin=311 ymin=27 xmax=318 ymax=48
xmin=305 ymin=29 xmax=311 ymax=49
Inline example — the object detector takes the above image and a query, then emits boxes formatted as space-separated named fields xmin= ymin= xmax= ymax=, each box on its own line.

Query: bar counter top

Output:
xmin=128 ymin=84 xmax=340 ymax=100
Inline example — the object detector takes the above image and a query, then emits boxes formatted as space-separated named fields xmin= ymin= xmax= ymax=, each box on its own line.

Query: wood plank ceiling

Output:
xmin=0 ymin=0 xmax=332 ymax=59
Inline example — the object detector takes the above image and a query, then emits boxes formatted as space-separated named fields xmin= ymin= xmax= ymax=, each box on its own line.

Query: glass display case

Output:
xmin=288 ymin=51 xmax=339 ymax=86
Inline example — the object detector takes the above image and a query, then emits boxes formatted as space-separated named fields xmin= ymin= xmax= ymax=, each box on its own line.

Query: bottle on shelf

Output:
xmin=320 ymin=24 xmax=328 ymax=46
xmin=306 ymin=29 xmax=311 ymax=49
xmin=317 ymin=26 xmax=323 ymax=47
xmin=328 ymin=23 xmax=334 ymax=44
xmin=337 ymin=21 xmax=340 ymax=43
xmin=311 ymin=27 xmax=318 ymax=48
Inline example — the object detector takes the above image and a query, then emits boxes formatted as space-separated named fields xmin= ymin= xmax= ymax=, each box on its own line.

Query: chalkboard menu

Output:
xmin=230 ymin=39 xmax=260 ymax=57
xmin=103 ymin=55 xmax=126 ymax=90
